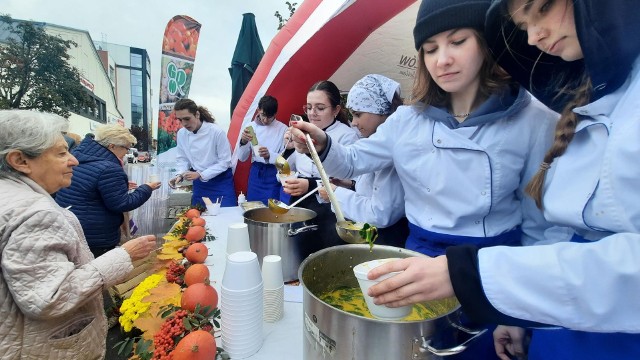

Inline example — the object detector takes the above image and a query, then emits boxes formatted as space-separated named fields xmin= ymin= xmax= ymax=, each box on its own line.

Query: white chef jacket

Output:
xmin=478 ymin=56 xmax=640 ymax=333
xmin=289 ymin=120 xmax=359 ymax=177
xmin=237 ymin=119 xmax=288 ymax=165
xmin=175 ymin=122 xmax=232 ymax=181
xmin=322 ymin=93 xmax=561 ymax=246
xmin=333 ymin=167 xmax=405 ymax=228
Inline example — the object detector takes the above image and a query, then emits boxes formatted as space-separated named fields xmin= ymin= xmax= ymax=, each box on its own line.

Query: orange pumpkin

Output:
xmin=191 ymin=217 xmax=206 ymax=227
xmin=185 ymin=208 xmax=201 ymax=219
xmin=181 ymin=283 xmax=218 ymax=313
xmin=184 ymin=264 xmax=210 ymax=286
xmin=184 ymin=243 xmax=208 ymax=264
xmin=185 ymin=226 xmax=206 ymax=242
xmin=172 ymin=330 xmax=217 ymax=360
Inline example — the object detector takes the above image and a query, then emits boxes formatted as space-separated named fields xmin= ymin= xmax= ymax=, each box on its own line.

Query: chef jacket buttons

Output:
xmin=481 ymin=191 xmax=486 ymax=196
xmin=436 ymin=139 xmax=442 ymax=144
xmin=475 ymin=220 xmax=481 ymax=224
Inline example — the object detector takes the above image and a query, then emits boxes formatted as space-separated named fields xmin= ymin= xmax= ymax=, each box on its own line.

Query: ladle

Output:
xmin=267 ymin=187 xmax=320 ymax=214
xmin=274 ymin=114 xmax=302 ymax=175
xmin=302 ymin=133 xmax=370 ymax=244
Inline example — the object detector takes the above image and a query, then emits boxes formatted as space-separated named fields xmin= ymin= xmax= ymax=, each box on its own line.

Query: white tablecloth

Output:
xmin=202 ymin=206 xmax=303 ymax=359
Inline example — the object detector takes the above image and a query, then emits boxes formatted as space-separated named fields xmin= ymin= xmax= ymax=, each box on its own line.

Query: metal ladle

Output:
xmin=274 ymin=114 xmax=301 ymax=175
xmin=267 ymin=187 xmax=320 ymax=214
xmin=302 ymin=134 xmax=368 ymax=244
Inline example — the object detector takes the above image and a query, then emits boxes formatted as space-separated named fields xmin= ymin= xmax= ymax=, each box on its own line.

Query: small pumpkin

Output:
xmin=172 ymin=330 xmax=217 ymax=360
xmin=181 ymin=283 xmax=218 ymax=313
xmin=184 ymin=264 xmax=210 ymax=286
xmin=191 ymin=217 xmax=206 ymax=227
xmin=185 ymin=208 xmax=201 ymax=219
xmin=185 ymin=226 xmax=206 ymax=242
xmin=184 ymin=242 xmax=208 ymax=264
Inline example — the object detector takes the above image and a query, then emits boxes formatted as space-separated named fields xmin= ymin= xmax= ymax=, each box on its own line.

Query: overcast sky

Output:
xmin=1 ymin=0 xmax=289 ymax=130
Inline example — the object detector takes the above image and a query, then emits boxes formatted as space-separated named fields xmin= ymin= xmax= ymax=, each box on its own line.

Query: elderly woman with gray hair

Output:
xmin=0 ymin=110 xmax=157 ymax=359
xmin=56 ymin=124 xmax=161 ymax=257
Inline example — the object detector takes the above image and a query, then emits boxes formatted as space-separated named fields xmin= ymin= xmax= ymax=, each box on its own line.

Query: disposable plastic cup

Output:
xmin=148 ymin=174 xmax=159 ymax=183
xmin=261 ymin=255 xmax=284 ymax=290
xmin=252 ymin=144 xmax=262 ymax=158
xmin=206 ymin=202 xmax=221 ymax=215
xmin=226 ymin=223 xmax=251 ymax=255
xmin=222 ymin=251 xmax=262 ymax=291
xmin=276 ymin=171 xmax=298 ymax=184
xmin=353 ymin=258 xmax=412 ymax=320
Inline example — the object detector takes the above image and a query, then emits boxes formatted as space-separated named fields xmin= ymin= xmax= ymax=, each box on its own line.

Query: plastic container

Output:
xmin=352 ymin=258 xmax=412 ymax=320
xmin=238 ymin=191 xmax=246 ymax=205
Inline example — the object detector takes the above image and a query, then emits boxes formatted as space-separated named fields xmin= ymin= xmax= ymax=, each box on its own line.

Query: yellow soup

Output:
xmin=319 ymin=287 xmax=438 ymax=321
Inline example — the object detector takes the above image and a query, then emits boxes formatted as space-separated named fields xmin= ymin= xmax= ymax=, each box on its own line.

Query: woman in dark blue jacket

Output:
xmin=56 ymin=124 xmax=161 ymax=257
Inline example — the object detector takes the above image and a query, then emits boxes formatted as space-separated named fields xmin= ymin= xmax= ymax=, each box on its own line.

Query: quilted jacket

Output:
xmin=55 ymin=137 xmax=153 ymax=250
xmin=0 ymin=175 xmax=134 ymax=359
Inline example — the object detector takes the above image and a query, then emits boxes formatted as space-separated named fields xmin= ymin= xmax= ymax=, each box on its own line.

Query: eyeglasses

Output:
xmin=116 ymin=144 xmax=130 ymax=151
xmin=303 ymin=104 xmax=330 ymax=114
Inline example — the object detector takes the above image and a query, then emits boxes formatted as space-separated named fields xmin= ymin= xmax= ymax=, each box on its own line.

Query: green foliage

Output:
xmin=274 ymin=2 xmax=298 ymax=30
xmin=0 ymin=15 xmax=93 ymax=117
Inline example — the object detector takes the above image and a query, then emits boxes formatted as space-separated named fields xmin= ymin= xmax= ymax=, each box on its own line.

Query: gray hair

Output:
xmin=0 ymin=110 xmax=69 ymax=176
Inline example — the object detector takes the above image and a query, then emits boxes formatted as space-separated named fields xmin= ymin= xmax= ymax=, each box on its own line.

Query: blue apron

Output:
xmin=407 ymin=223 xmax=521 ymax=360
xmin=247 ymin=162 xmax=280 ymax=205
xmin=279 ymin=186 xmax=291 ymax=204
xmin=527 ymin=233 xmax=640 ymax=360
xmin=192 ymin=168 xmax=237 ymax=207
xmin=406 ymin=222 xmax=522 ymax=257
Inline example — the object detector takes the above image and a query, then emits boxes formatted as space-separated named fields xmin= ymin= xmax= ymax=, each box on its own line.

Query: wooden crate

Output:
xmin=109 ymin=253 xmax=157 ymax=301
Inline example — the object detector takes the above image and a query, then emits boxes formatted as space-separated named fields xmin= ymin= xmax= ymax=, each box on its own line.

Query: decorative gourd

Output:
xmin=184 ymin=264 xmax=210 ymax=286
xmin=172 ymin=330 xmax=217 ymax=360
xmin=185 ymin=225 xmax=206 ymax=242
xmin=190 ymin=217 xmax=206 ymax=227
xmin=181 ymin=283 xmax=218 ymax=312
xmin=185 ymin=208 xmax=201 ymax=219
xmin=184 ymin=242 xmax=208 ymax=263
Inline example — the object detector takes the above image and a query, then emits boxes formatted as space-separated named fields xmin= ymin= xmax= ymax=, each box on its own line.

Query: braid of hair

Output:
xmin=526 ymin=75 xmax=592 ymax=209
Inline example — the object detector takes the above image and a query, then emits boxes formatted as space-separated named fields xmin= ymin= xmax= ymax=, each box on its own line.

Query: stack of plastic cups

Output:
xmin=226 ymin=223 xmax=251 ymax=257
xmin=261 ymin=255 xmax=284 ymax=322
xmin=221 ymin=251 xmax=264 ymax=358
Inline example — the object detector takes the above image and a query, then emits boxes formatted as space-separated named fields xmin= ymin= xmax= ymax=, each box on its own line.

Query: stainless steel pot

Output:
xmin=244 ymin=207 xmax=318 ymax=281
xmin=299 ymin=245 xmax=485 ymax=359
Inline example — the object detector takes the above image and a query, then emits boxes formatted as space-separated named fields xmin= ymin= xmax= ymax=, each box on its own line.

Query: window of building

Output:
xmin=130 ymin=53 xmax=142 ymax=68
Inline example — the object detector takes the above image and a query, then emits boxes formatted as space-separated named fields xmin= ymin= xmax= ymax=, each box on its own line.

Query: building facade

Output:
xmin=95 ymin=41 xmax=153 ymax=151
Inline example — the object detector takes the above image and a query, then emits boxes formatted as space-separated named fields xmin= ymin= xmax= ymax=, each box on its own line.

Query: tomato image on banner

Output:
xmin=157 ymin=15 xmax=201 ymax=155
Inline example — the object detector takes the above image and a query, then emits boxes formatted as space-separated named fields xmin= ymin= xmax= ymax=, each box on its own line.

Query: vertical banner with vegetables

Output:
xmin=157 ymin=15 xmax=201 ymax=157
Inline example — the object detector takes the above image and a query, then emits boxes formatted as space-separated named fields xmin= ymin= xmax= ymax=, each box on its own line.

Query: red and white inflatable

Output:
xmin=229 ymin=0 xmax=418 ymax=194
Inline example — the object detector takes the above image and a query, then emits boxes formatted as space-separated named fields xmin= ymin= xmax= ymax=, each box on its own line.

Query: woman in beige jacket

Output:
xmin=0 ymin=110 xmax=157 ymax=359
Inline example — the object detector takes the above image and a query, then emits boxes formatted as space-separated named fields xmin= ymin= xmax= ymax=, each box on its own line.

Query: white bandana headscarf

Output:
xmin=346 ymin=74 xmax=401 ymax=115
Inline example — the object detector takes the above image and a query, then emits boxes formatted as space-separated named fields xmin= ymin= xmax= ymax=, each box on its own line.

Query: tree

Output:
xmin=0 ymin=15 xmax=93 ymax=118
xmin=274 ymin=2 xmax=298 ymax=30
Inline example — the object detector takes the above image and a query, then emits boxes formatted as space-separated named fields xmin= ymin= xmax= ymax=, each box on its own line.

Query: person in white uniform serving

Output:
xmin=169 ymin=98 xmax=237 ymax=207
xmin=237 ymin=95 xmax=288 ymax=205
xmin=318 ymin=74 xmax=408 ymax=247
xmin=366 ymin=0 xmax=640 ymax=359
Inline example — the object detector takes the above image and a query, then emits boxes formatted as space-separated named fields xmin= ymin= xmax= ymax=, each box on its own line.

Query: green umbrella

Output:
xmin=229 ymin=13 xmax=264 ymax=116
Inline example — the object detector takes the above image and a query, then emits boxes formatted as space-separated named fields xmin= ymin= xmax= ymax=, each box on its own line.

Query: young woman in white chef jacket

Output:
xmin=283 ymin=80 xmax=359 ymax=250
xmin=318 ymin=74 xmax=408 ymax=247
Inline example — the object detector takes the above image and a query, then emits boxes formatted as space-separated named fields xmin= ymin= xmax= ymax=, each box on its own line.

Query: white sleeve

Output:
xmin=175 ymin=129 xmax=190 ymax=175
xmin=333 ymin=167 xmax=404 ymax=227
xmin=478 ymin=233 xmax=640 ymax=332
xmin=200 ymin=129 xmax=232 ymax=181
xmin=236 ymin=126 xmax=251 ymax=162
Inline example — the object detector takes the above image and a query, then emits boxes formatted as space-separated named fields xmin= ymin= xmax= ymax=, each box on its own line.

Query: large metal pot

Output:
xmin=299 ymin=245 xmax=485 ymax=359
xmin=244 ymin=207 xmax=318 ymax=281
